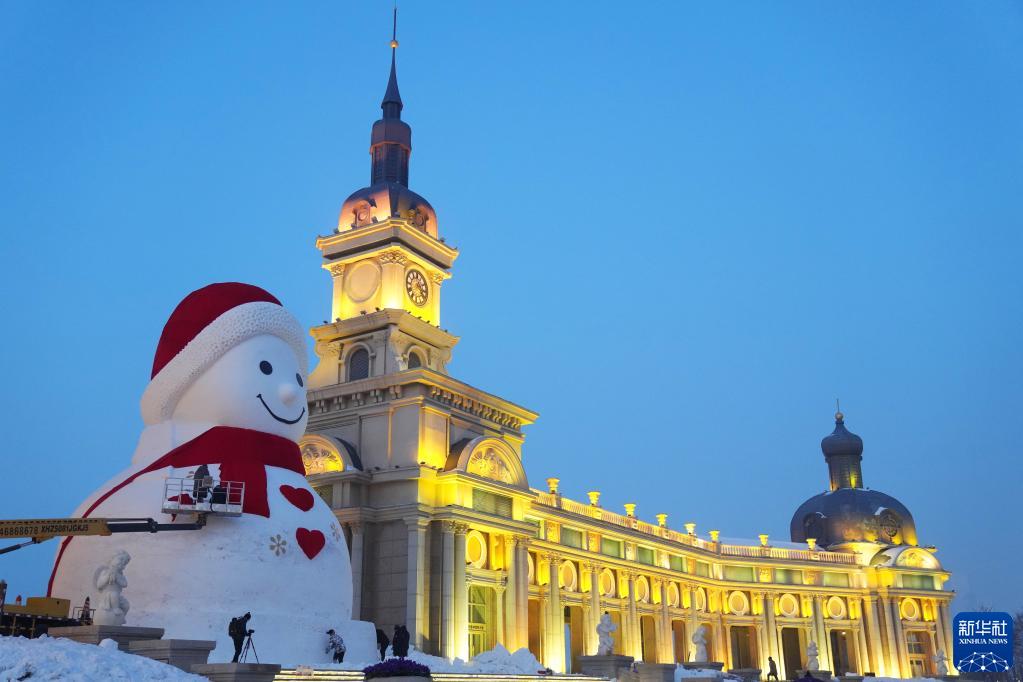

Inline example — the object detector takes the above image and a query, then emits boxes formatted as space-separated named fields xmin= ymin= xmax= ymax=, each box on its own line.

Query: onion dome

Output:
xmin=789 ymin=411 xmax=918 ymax=548
xmin=821 ymin=411 xmax=863 ymax=460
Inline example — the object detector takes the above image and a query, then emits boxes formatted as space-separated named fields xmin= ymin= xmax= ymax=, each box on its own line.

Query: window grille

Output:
xmin=347 ymin=348 xmax=370 ymax=381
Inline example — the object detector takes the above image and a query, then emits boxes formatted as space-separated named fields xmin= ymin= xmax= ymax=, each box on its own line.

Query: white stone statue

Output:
xmin=596 ymin=612 xmax=616 ymax=655
xmin=93 ymin=550 xmax=131 ymax=626
xmin=691 ymin=625 xmax=709 ymax=662
xmin=935 ymin=649 xmax=949 ymax=675
xmin=806 ymin=639 xmax=820 ymax=671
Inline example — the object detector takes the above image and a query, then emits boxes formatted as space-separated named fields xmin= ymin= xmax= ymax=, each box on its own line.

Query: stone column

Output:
xmin=812 ymin=594 xmax=830 ymax=672
xmin=659 ymin=580 xmax=672 ymax=663
xmin=753 ymin=591 xmax=768 ymax=672
xmin=441 ymin=522 xmax=456 ymax=658
xmin=716 ymin=613 xmax=728 ymax=668
xmin=405 ymin=518 xmax=428 ymax=650
xmin=503 ymin=535 xmax=518 ymax=651
xmin=763 ymin=592 xmax=779 ymax=665
xmin=688 ymin=584 xmax=699 ymax=662
xmin=935 ymin=600 xmax=954 ymax=668
xmin=879 ymin=595 xmax=900 ymax=677
xmin=495 ymin=581 xmax=507 ymax=651
xmin=854 ymin=603 xmax=870 ymax=675
xmin=453 ymin=523 xmax=470 ymax=660
xmin=516 ymin=538 xmax=530 ymax=647
xmin=863 ymin=595 xmax=886 ymax=676
xmin=888 ymin=597 xmax=910 ymax=677
xmin=546 ymin=553 xmax=565 ymax=672
xmin=625 ymin=572 xmax=639 ymax=659
xmin=587 ymin=562 xmax=601 ymax=655
xmin=348 ymin=522 xmax=365 ymax=620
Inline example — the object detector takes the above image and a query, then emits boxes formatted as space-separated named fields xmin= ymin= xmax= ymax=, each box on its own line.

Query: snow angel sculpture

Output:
xmin=691 ymin=625 xmax=709 ymax=662
xmin=596 ymin=612 xmax=616 ymax=655
xmin=806 ymin=640 xmax=820 ymax=671
xmin=93 ymin=550 xmax=130 ymax=626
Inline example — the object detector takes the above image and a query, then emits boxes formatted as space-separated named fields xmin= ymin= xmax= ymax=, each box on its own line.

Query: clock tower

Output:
xmin=300 ymin=23 xmax=538 ymax=650
xmin=307 ymin=34 xmax=459 ymax=389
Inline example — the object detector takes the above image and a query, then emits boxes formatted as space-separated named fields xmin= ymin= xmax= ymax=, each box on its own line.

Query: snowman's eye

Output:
xmin=296 ymin=373 xmax=304 ymax=387
xmin=259 ymin=361 xmax=273 ymax=375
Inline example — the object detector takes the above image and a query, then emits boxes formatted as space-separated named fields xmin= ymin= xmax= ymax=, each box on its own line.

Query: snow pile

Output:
xmin=320 ymin=643 xmax=546 ymax=675
xmin=675 ymin=667 xmax=731 ymax=680
xmin=0 ymin=635 xmax=205 ymax=682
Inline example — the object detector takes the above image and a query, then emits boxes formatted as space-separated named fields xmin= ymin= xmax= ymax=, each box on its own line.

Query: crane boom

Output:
xmin=0 ymin=517 xmax=206 ymax=556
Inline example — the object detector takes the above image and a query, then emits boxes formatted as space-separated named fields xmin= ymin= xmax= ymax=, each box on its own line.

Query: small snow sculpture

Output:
xmin=691 ymin=624 xmax=709 ymax=662
xmin=596 ymin=612 xmax=616 ymax=655
xmin=93 ymin=551 xmax=131 ymax=626
xmin=935 ymin=649 xmax=949 ymax=675
xmin=806 ymin=639 xmax=820 ymax=671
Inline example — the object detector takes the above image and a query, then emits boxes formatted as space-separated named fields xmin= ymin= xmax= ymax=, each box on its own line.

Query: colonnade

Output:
xmin=347 ymin=519 xmax=951 ymax=678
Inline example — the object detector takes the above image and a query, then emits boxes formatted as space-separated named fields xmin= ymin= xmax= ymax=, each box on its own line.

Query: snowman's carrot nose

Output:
xmin=279 ymin=382 xmax=300 ymax=405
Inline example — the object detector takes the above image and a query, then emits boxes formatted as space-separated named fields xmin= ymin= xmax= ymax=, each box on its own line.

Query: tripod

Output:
xmin=240 ymin=631 xmax=260 ymax=664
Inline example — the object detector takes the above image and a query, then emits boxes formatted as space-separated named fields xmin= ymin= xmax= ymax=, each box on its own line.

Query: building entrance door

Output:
xmin=672 ymin=621 xmax=686 ymax=663
xmin=641 ymin=615 xmax=658 ymax=662
xmin=781 ymin=627 xmax=804 ymax=679
xmin=730 ymin=626 xmax=757 ymax=669
xmin=468 ymin=585 xmax=494 ymax=659
xmin=906 ymin=631 xmax=933 ymax=678
xmin=829 ymin=629 xmax=855 ymax=675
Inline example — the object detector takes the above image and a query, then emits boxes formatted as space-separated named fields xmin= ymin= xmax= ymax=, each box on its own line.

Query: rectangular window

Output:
xmin=723 ymin=565 xmax=755 ymax=582
xmin=695 ymin=561 xmax=711 ymax=578
xmin=524 ymin=517 xmax=541 ymax=538
xmin=775 ymin=568 xmax=803 ymax=585
xmin=472 ymin=489 xmax=512 ymax=518
xmin=313 ymin=485 xmax=333 ymax=507
xmin=902 ymin=574 xmax=936 ymax=590
xmin=636 ymin=547 xmax=655 ymax=566
xmin=669 ymin=555 xmax=685 ymax=573
xmin=822 ymin=571 xmax=850 ymax=588
xmin=561 ymin=527 xmax=584 ymax=549
xmin=601 ymin=538 xmax=623 ymax=558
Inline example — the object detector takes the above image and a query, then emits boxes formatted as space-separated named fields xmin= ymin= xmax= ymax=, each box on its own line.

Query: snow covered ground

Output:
xmin=0 ymin=635 xmax=204 ymax=682
xmin=308 ymin=643 xmax=547 ymax=675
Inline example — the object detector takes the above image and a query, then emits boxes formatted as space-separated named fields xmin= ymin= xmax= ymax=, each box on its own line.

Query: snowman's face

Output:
xmin=171 ymin=334 xmax=308 ymax=441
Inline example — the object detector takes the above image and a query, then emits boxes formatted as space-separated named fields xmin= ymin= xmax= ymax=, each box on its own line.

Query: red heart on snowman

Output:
xmin=295 ymin=528 xmax=325 ymax=559
xmin=279 ymin=485 xmax=314 ymax=512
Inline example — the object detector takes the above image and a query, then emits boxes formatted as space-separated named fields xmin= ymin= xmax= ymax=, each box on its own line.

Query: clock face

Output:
xmin=405 ymin=269 xmax=428 ymax=307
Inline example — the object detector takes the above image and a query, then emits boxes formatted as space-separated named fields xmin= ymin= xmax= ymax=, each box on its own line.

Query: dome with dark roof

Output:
xmin=789 ymin=412 xmax=918 ymax=548
xmin=790 ymin=487 xmax=918 ymax=547
xmin=338 ymin=182 xmax=438 ymax=237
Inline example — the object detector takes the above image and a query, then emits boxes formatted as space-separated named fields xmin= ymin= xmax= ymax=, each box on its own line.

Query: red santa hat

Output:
xmin=140 ymin=282 xmax=308 ymax=424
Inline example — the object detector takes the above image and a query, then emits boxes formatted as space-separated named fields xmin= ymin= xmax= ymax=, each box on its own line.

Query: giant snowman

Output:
xmin=49 ymin=282 xmax=376 ymax=664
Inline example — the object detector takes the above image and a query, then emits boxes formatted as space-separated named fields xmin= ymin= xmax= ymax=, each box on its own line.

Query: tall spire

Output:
xmin=370 ymin=6 xmax=411 ymax=186
xmin=381 ymin=7 xmax=403 ymax=119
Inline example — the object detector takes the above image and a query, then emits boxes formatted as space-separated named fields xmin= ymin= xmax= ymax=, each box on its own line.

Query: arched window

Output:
xmin=347 ymin=348 xmax=370 ymax=381
xmin=407 ymin=351 xmax=422 ymax=369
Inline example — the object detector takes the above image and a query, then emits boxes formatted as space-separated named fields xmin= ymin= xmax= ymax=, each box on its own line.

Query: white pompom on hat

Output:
xmin=140 ymin=282 xmax=307 ymax=425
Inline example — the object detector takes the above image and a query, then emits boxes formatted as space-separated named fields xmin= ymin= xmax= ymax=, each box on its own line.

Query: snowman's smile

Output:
xmin=256 ymin=393 xmax=306 ymax=425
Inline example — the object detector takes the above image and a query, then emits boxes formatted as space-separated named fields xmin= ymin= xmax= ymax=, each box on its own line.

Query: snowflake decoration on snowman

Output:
xmin=48 ymin=283 xmax=377 ymax=665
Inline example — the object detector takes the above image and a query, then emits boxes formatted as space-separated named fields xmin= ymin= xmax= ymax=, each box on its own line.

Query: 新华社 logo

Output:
xmin=953 ymin=612 xmax=1013 ymax=673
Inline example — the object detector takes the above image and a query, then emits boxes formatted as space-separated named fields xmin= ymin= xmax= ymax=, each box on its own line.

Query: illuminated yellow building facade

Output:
xmin=298 ymin=40 xmax=954 ymax=678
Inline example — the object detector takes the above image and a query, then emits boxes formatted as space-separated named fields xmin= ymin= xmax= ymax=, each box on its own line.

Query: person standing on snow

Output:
xmin=325 ymin=629 xmax=346 ymax=663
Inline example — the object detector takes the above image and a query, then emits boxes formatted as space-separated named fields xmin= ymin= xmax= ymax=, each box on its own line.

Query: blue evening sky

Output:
xmin=1 ymin=2 xmax=1020 ymax=611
